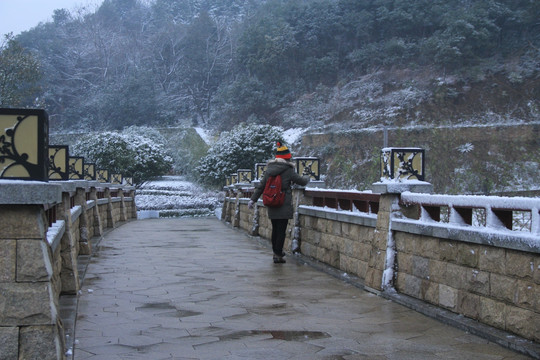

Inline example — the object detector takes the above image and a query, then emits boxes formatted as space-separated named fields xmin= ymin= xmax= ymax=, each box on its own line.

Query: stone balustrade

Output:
xmin=0 ymin=180 xmax=136 ymax=360
xmin=222 ymin=183 xmax=540 ymax=353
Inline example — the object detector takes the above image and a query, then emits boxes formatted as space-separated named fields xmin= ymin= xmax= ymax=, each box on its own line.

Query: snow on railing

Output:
xmin=400 ymin=192 xmax=540 ymax=235
xmin=304 ymin=189 xmax=380 ymax=214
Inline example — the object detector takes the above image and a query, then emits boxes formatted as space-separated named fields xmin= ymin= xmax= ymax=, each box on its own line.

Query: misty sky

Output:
xmin=0 ymin=0 xmax=103 ymax=37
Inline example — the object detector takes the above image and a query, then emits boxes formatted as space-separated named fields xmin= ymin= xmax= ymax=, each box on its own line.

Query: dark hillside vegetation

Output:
xmin=2 ymin=0 xmax=537 ymax=132
xmin=2 ymin=0 xmax=539 ymax=193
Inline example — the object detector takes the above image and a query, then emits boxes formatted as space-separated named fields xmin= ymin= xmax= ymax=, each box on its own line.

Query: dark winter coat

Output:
xmin=251 ymin=158 xmax=310 ymax=219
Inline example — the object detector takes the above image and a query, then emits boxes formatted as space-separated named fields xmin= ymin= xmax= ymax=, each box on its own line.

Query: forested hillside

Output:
xmin=2 ymin=0 xmax=538 ymax=133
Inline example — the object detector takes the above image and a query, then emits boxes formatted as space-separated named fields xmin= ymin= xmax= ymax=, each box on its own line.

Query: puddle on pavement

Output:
xmin=218 ymin=330 xmax=330 ymax=342
xmin=159 ymin=229 xmax=211 ymax=232
xmin=135 ymin=302 xmax=201 ymax=318
xmin=136 ymin=302 xmax=175 ymax=310
xmin=155 ymin=309 xmax=201 ymax=318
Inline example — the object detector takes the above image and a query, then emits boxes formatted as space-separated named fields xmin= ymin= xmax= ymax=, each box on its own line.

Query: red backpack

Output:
xmin=262 ymin=174 xmax=285 ymax=207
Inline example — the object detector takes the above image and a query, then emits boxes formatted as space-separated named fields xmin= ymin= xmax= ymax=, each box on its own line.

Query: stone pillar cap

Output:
xmin=305 ymin=180 xmax=326 ymax=189
xmin=372 ymin=180 xmax=433 ymax=194
xmin=0 ymin=180 xmax=62 ymax=204
xmin=55 ymin=181 xmax=78 ymax=193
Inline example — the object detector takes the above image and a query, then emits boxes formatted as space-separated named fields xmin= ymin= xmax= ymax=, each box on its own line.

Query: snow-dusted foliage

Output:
xmin=196 ymin=124 xmax=285 ymax=186
xmin=73 ymin=127 xmax=173 ymax=185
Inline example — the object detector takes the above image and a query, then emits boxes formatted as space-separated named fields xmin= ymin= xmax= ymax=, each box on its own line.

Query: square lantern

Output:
xmin=123 ymin=177 xmax=133 ymax=186
xmin=0 ymin=108 xmax=48 ymax=181
xmin=69 ymin=156 xmax=85 ymax=180
xmin=111 ymin=173 xmax=123 ymax=184
xmin=230 ymin=173 xmax=238 ymax=185
xmin=48 ymin=145 xmax=69 ymax=180
xmin=237 ymin=169 xmax=252 ymax=184
xmin=381 ymin=147 xmax=425 ymax=181
xmin=97 ymin=169 xmax=109 ymax=183
xmin=255 ymin=163 xmax=267 ymax=181
xmin=294 ymin=157 xmax=320 ymax=181
xmin=84 ymin=163 xmax=96 ymax=181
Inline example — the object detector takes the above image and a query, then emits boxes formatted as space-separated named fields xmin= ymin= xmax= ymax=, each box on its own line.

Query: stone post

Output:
xmin=89 ymin=186 xmax=103 ymax=237
xmin=74 ymin=182 xmax=91 ymax=255
xmin=248 ymin=182 xmax=260 ymax=236
xmin=365 ymin=181 xmax=433 ymax=292
xmin=290 ymin=180 xmax=326 ymax=253
xmin=225 ymin=186 xmax=235 ymax=223
xmin=0 ymin=182 xmax=66 ymax=360
xmin=58 ymin=182 xmax=80 ymax=295
xmin=132 ymin=187 xmax=138 ymax=219
xmin=221 ymin=187 xmax=228 ymax=221
xmin=104 ymin=187 xmax=115 ymax=229
xmin=232 ymin=184 xmax=243 ymax=228
xmin=118 ymin=188 xmax=128 ymax=222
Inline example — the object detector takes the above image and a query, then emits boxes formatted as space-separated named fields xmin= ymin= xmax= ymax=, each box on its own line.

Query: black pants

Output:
xmin=271 ymin=219 xmax=289 ymax=256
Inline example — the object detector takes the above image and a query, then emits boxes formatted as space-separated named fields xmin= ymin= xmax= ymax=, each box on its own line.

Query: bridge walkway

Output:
xmin=72 ymin=217 xmax=530 ymax=359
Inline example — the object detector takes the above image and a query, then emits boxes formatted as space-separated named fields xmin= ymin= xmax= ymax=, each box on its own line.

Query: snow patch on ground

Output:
xmin=283 ymin=128 xmax=306 ymax=145
xmin=136 ymin=176 xmax=222 ymax=219
xmin=195 ymin=127 xmax=213 ymax=145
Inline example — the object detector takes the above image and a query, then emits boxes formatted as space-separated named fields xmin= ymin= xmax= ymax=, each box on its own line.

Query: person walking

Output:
xmin=248 ymin=142 xmax=309 ymax=263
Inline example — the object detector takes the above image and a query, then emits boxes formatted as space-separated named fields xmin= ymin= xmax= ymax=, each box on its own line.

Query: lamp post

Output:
xmin=237 ymin=169 xmax=252 ymax=184
xmin=69 ymin=156 xmax=85 ymax=180
xmin=294 ymin=157 xmax=320 ymax=181
xmin=123 ymin=177 xmax=133 ymax=186
xmin=255 ymin=163 xmax=267 ymax=181
xmin=48 ymin=145 xmax=69 ymax=180
xmin=0 ymin=108 xmax=48 ymax=181
xmin=111 ymin=173 xmax=123 ymax=184
xmin=380 ymin=147 xmax=425 ymax=181
xmin=373 ymin=147 xmax=431 ymax=194
xmin=84 ymin=163 xmax=96 ymax=181
xmin=97 ymin=169 xmax=109 ymax=183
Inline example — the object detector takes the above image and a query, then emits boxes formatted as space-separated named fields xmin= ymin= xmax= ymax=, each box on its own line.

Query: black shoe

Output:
xmin=273 ymin=255 xmax=286 ymax=264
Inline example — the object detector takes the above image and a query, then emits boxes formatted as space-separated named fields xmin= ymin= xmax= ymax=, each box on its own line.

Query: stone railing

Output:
xmin=222 ymin=183 xmax=540 ymax=356
xmin=0 ymin=180 xmax=136 ymax=360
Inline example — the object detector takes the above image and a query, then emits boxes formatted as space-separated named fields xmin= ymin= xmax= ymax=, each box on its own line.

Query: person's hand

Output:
xmin=248 ymin=200 xmax=255 ymax=209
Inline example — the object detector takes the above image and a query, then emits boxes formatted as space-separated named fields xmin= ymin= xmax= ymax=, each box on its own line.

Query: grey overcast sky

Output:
xmin=0 ymin=0 xmax=103 ymax=38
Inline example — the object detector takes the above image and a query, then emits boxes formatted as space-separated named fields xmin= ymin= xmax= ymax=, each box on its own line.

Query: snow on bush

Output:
xmin=73 ymin=127 xmax=173 ymax=184
xmin=196 ymin=123 xmax=285 ymax=186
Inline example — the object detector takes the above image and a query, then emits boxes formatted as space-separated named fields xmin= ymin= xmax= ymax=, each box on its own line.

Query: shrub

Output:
xmin=73 ymin=128 xmax=173 ymax=185
xmin=196 ymin=123 xmax=285 ymax=187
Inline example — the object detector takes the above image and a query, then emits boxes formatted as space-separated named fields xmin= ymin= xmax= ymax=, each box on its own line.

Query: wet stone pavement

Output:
xmin=72 ymin=218 xmax=531 ymax=360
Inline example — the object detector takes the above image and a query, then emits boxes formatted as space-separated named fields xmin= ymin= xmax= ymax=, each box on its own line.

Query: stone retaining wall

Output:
xmin=0 ymin=180 xmax=136 ymax=360
xmin=222 ymin=185 xmax=540 ymax=351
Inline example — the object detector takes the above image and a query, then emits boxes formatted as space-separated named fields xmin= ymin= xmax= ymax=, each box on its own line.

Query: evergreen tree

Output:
xmin=0 ymin=34 xmax=42 ymax=107
xmin=196 ymin=124 xmax=284 ymax=186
